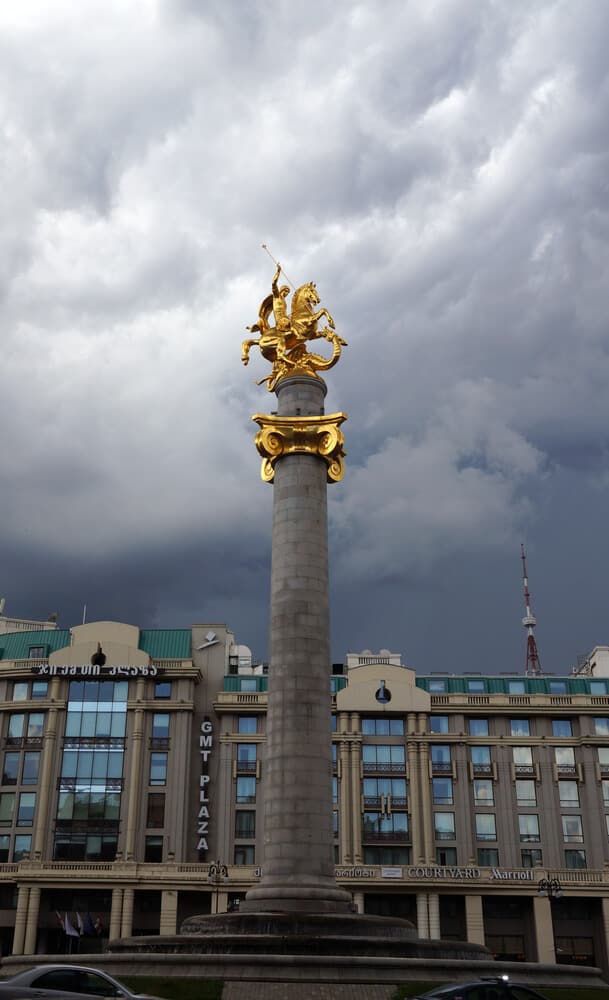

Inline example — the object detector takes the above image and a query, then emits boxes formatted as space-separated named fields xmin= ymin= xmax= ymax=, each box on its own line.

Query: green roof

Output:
xmin=139 ymin=629 xmax=191 ymax=660
xmin=0 ymin=629 xmax=70 ymax=661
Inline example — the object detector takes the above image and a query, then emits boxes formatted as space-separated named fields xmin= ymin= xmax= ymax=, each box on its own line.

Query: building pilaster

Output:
xmin=159 ymin=890 xmax=178 ymax=935
xmin=109 ymin=888 xmax=123 ymax=941
xmin=532 ymin=893 xmax=555 ymax=963
xmin=350 ymin=739 xmax=363 ymax=865
xmin=416 ymin=892 xmax=429 ymax=938
xmin=120 ymin=888 xmax=134 ymax=938
xmin=428 ymin=892 xmax=441 ymax=939
xmin=465 ymin=893 xmax=486 ymax=946
xmin=23 ymin=886 xmax=40 ymax=954
xmin=12 ymin=886 xmax=29 ymax=955
xmin=124 ymin=678 xmax=146 ymax=860
xmin=32 ymin=677 xmax=61 ymax=859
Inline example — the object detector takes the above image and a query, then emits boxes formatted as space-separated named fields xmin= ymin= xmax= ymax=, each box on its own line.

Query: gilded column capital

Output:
xmin=253 ymin=412 xmax=347 ymax=484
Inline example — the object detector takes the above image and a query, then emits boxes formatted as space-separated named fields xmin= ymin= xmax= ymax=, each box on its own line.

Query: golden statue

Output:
xmin=242 ymin=263 xmax=347 ymax=391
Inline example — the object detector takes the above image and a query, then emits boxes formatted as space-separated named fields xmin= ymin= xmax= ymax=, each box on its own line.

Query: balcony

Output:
xmin=362 ymin=829 xmax=410 ymax=842
xmin=362 ymin=762 xmax=405 ymax=774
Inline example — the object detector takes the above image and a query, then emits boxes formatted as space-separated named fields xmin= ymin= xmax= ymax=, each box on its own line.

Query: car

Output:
xmin=411 ymin=976 xmax=548 ymax=1000
xmin=0 ymin=965 xmax=164 ymax=1000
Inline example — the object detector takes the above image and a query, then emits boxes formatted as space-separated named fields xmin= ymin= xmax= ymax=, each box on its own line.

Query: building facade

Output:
xmin=1 ymin=610 xmax=609 ymax=972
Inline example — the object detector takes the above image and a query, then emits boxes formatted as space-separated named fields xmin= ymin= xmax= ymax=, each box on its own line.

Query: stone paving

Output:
xmin=222 ymin=983 xmax=398 ymax=1000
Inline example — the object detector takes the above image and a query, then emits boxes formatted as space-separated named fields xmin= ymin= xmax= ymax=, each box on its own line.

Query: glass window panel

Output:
xmin=80 ymin=713 xmax=96 ymax=737
xmin=515 ymin=779 xmax=536 ymax=806
xmin=475 ymin=814 xmax=497 ymax=840
xmin=434 ymin=812 xmax=455 ymax=836
xmin=26 ymin=714 xmax=44 ymax=737
xmin=65 ymin=712 xmax=81 ymax=737
xmin=467 ymin=680 xmax=485 ymax=693
xmin=591 ymin=681 xmax=607 ymax=694
xmin=73 ymin=790 xmax=89 ymax=818
xmin=89 ymin=792 xmax=105 ymax=819
xmin=12 ymin=683 xmax=28 ymax=702
xmin=521 ymin=848 xmax=543 ymax=868
xmin=146 ymin=793 xmax=165 ymax=828
xmin=473 ymin=779 xmax=494 ymax=806
xmin=478 ymin=848 xmax=499 ymax=866
xmin=144 ymin=836 xmax=163 ymax=863
xmin=565 ymin=849 xmax=586 ymax=869
xmin=110 ymin=713 xmax=125 ymax=737
xmin=519 ymin=814 xmax=540 ymax=841
xmin=559 ymin=781 xmax=579 ymax=807
xmin=61 ymin=751 xmax=78 ymax=779
xmin=513 ymin=747 xmax=533 ymax=765
xmin=107 ymin=751 xmax=123 ymax=779
xmin=152 ymin=714 xmax=169 ymax=739
xmin=95 ymin=712 xmax=111 ymax=737
xmin=154 ymin=681 xmax=171 ymax=699
xmin=0 ymin=794 xmax=15 ymax=825
xmin=85 ymin=836 xmax=102 ymax=861
xmin=0 ymin=836 xmax=8 ymax=863
xmin=236 ymin=777 xmax=256 ymax=803
xmin=508 ymin=681 xmax=526 ymax=694
xmin=594 ymin=718 xmax=609 ymax=736
xmin=375 ymin=719 xmax=390 ymax=735
xmin=428 ymin=680 xmax=446 ymax=692
xmin=555 ymin=746 xmax=575 ymax=766
xmin=469 ymin=719 xmax=489 ymax=736
xmin=471 ymin=746 xmax=491 ymax=764
xmin=2 ymin=753 xmax=19 ymax=786
xmin=17 ymin=793 xmax=36 ymax=825
xmin=150 ymin=753 xmax=167 ymax=785
xmin=31 ymin=682 xmax=48 ymax=700
xmin=562 ymin=815 xmax=583 ymax=842
xmin=22 ymin=752 xmax=40 ymax=785
xmin=91 ymin=752 xmax=108 ymax=780
xmin=76 ymin=753 xmax=93 ymax=780
xmin=234 ymin=845 xmax=255 ymax=865
xmin=510 ymin=719 xmax=530 ymax=736
xmin=550 ymin=681 xmax=567 ymax=694
xmin=8 ymin=715 xmax=24 ymax=739
xmin=599 ymin=748 xmax=609 ymax=767
xmin=432 ymin=777 xmax=453 ymax=804
xmin=430 ymin=717 xmax=448 ymax=734
xmin=553 ymin=719 xmax=572 ymax=737
xmin=237 ymin=744 xmax=256 ymax=763
xmin=113 ymin=680 xmax=128 ymax=702
xmin=235 ymin=811 xmax=256 ymax=838
xmin=57 ymin=792 xmax=74 ymax=820
xmin=602 ymin=781 xmax=609 ymax=807
xmin=431 ymin=745 xmax=450 ymax=764
xmin=237 ymin=716 xmax=257 ymax=735
xmin=239 ymin=678 xmax=257 ymax=692
xmin=104 ymin=793 xmax=121 ymax=820
xmin=13 ymin=835 xmax=31 ymax=861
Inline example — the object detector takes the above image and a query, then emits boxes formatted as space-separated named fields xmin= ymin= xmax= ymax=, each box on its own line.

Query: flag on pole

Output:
xmin=64 ymin=913 xmax=79 ymax=938
xmin=56 ymin=912 xmax=65 ymax=932
xmin=76 ymin=913 xmax=84 ymax=936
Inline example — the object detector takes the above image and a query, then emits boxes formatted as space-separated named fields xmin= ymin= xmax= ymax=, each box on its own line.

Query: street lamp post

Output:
xmin=207 ymin=860 xmax=228 ymax=915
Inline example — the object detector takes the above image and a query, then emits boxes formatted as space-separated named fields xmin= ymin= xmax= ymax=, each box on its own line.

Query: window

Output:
xmin=559 ymin=781 xmax=579 ymax=808
xmin=521 ymin=848 xmax=542 ymax=868
xmin=28 ymin=647 xmax=45 ymax=660
xmin=31 ymin=681 xmax=48 ymax=700
xmin=432 ymin=777 xmax=453 ymax=805
xmin=510 ymin=719 xmax=530 ymax=737
xmin=428 ymin=679 xmax=446 ymax=692
xmin=237 ymin=744 xmax=257 ymax=771
xmin=235 ymin=811 xmax=256 ymax=838
xmin=17 ymin=793 xmax=36 ymax=826
xmin=467 ymin=679 xmax=485 ymax=693
xmin=153 ymin=681 xmax=171 ymax=699
xmin=332 ymin=776 xmax=338 ymax=804
xmin=590 ymin=681 xmax=607 ymax=695
xmin=144 ymin=836 xmax=163 ymax=863
xmin=469 ymin=719 xmax=489 ymax=736
xmin=146 ymin=793 xmax=165 ymax=828
xmin=13 ymin=835 xmax=31 ymax=862
xmin=508 ymin=680 xmax=526 ymax=694
xmin=549 ymin=681 xmax=567 ymax=694
xmin=555 ymin=746 xmax=576 ymax=773
xmin=599 ymin=748 xmax=609 ymax=770
xmin=236 ymin=776 xmax=256 ymax=804
xmin=0 ymin=794 xmax=15 ymax=826
xmin=434 ymin=812 xmax=455 ymax=840
xmin=234 ymin=845 xmax=255 ymax=865
xmin=515 ymin=780 xmax=536 ymax=807
xmin=562 ymin=815 xmax=583 ymax=843
xmin=330 ymin=715 xmax=337 ymax=732
xmin=513 ymin=746 xmax=534 ymax=774
xmin=519 ymin=815 xmax=540 ymax=842
xmin=364 ymin=846 xmax=411 ymax=865
xmin=594 ymin=718 xmax=609 ymax=736
xmin=603 ymin=781 xmax=609 ymax=807
xmin=363 ymin=777 xmax=407 ymax=805
xmin=430 ymin=745 xmax=451 ymax=772
xmin=553 ymin=719 xmax=572 ymax=737
xmin=20 ymin=752 xmax=39 ymax=785
xmin=2 ymin=753 xmax=19 ymax=786
xmin=429 ymin=716 xmax=448 ymax=734
xmin=478 ymin=848 xmax=499 ymax=866
xmin=237 ymin=716 xmax=257 ymax=735
xmin=362 ymin=745 xmax=405 ymax=772
xmin=239 ymin=678 xmax=257 ymax=692
xmin=471 ymin=746 xmax=491 ymax=773
xmin=7 ymin=713 xmax=44 ymax=742
xmin=475 ymin=814 xmax=497 ymax=841
xmin=12 ymin=683 xmax=29 ymax=702
xmin=363 ymin=813 xmax=408 ymax=838
xmin=361 ymin=718 xmax=404 ymax=735
xmin=436 ymin=847 xmax=457 ymax=865
xmin=149 ymin=752 xmax=167 ymax=785
xmin=565 ymin=849 xmax=586 ymax=869
xmin=152 ymin=713 xmax=169 ymax=739
xmin=473 ymin=779 xmax=494 ymax=806
xmin=0 ymin=836 xmax=8 ymax=863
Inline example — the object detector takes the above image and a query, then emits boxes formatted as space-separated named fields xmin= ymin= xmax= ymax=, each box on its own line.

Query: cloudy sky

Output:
xmin=2 ymin=0 xmax=608 ymax=675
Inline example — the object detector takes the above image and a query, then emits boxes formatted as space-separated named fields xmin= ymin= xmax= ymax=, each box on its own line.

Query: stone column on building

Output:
xmin=532 ymin=893 xmax=556 ymax=963
xmin=12 ymin=886 xmax=29 ymax=956
xmin=23 ymin=886 xmax=41 ymax=954
xmin=428 ymin=892 xmax=441 ymax=940
xmin=109 ymin=888 xmax=123 ymax=941
xmin=120 ymin=888 xmax=135 ymax=938
xmin=407 ymin=723 xmax=421 ymax=863
xmin=338 ymin=734 xmax=352 ymax=864
xmin=416 ymin=892 xmax=429 ymax=938
xmin=352 ymin=891 xmax=364 ymax=914
xmin=214 ymin=738 xmax=233 ymax=862
xmin=242 ymin=374 xmax=350 ymax=914
xmin=465 ymin=894 xmax=486 ymax=947
xmin=32 ymin=677 xmax=61 ymax=859
xmin=160 ymin=890 xmax=178 ymax=935
xmin=124 ymin=678 xmax=146 ymax=861
xmin=601 ymin=897 xmax=609 ymax=972
xmin=350 ymin=736 xmax=363 ymax=866
xmin=418 ymin=718 xmax=434 ymax=862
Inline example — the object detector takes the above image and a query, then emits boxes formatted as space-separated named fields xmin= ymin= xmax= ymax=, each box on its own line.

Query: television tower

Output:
xmin=521 ymin=543 xmax=542 ymax=676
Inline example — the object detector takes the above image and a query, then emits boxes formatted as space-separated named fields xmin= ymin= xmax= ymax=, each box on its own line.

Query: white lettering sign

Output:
xmin=196 ymin=719 xmax=214 ymax=856
xmin=35 ymin=664 xmax=158 ymax=677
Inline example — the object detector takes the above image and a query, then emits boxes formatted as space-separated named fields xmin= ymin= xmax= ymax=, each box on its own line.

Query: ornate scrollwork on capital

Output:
xmin=253 ymin=413 xmax=347 ymax=484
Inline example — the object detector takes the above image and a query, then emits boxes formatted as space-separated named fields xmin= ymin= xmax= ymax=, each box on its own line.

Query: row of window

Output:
xmin=426 ymin=678 xmax=607 ymax=694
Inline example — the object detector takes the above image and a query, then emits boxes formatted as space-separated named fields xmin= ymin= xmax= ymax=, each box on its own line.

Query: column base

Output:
xmin=240 ymin=878 xmax=353 ymax=914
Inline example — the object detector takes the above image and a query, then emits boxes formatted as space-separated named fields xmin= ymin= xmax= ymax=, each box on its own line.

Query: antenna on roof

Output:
xmin=521 ymin=544 xmax=542 ymax=676
xmin=82 ymin=604 xmax=87 ymax=625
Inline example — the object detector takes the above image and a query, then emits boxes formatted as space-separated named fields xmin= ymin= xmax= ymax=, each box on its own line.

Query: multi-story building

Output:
xmin=1 ymin=609 xmax=609 ymax=973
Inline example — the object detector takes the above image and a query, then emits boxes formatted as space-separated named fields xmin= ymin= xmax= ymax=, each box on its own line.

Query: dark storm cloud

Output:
xmin=1 ymin=0 xmax=609 ymax=675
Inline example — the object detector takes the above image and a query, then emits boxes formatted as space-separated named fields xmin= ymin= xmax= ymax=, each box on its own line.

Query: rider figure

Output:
xmin=271 ymin=264 xmax=291 ymax=335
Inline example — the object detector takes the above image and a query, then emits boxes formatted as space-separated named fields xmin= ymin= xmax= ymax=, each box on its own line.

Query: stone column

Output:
xmin=160 ymin=890 xmax=178 ymax=935
xmin=109 ymin=888 xmax=123 ymax=941
xmin=416 ymin=892 xmax=429 ymax=938
xmin=418 ymin=725 xmax=434 ymax=863
xmin=407 ymin=731 xmax=421 ymax=863
xmin=339 ymin=737 xmax=352 ymax=864
xmin=124 ymin=679 xmax=145 ymax=861
xmin=428 ymin=892 xmax=441 ymax=939
xmin=243 ymin=375 xmax=350 ymax=914
xmin=533 ymin=894 xmax=556 ymax=963
xmin=24 ymin=886 xmax=41 ymax=954
xmin=465 ymin=894 xmax=486 ymax=946
xmin=351 ymin=740 xmax=363 ymax=866
xmin=32 ymin=678 xmax=61 ymax=859
xmin=120 ymin=888 xmax=135 ymax=938
xmin=13 ymin=886 xmax=29 ymax=955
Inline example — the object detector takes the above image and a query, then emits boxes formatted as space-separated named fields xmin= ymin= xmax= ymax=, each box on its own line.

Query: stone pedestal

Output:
xmin=242 ymin=375 xmax=351 ymax=913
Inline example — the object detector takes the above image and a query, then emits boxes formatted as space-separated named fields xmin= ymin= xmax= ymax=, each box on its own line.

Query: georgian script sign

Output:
xmin=34 ymin=663 xmax=159 ymax=677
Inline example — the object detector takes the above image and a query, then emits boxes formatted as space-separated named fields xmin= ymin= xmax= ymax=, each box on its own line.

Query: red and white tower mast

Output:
xmin=521 ymin=543 xmax=542 ymax=676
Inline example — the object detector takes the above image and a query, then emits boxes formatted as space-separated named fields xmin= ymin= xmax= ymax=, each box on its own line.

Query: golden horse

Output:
xmin=242 ymin=266 xmax=347 ymax=391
